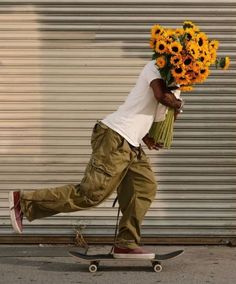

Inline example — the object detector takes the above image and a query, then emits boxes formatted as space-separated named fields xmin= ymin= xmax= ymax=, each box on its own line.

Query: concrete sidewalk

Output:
xmin=0 ymin=245 xmax=235 ymax=284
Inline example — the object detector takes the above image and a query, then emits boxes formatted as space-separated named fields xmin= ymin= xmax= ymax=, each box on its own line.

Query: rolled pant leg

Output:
xmin=20 ymin=123 xmax=132 ymax=222
xmin=116 ymin=147 xmax=157 ymax=249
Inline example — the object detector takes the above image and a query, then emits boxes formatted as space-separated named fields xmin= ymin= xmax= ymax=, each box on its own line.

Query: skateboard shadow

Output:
xmin=0 ymin=257 xmax=164 ymax=273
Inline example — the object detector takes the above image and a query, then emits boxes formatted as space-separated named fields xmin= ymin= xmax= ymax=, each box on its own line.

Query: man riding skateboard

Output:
xmin=9 ymin=60 xmax=183 ymax=259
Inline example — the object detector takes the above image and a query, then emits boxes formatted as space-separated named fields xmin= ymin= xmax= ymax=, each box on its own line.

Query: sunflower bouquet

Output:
xmin=148 ymin=20 xmax=230 ymax=149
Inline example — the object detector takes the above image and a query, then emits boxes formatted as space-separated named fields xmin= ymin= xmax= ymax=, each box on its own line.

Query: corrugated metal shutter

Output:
xmin=0 ymin=0 xmax=235 ymax=243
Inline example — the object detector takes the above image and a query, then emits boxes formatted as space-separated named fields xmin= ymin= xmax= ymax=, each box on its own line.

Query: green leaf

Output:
xmin=166 ymin=70 xmax=172 ymax=85
xmin=159 ymin=68 xmax=167 ymax=81
xmin=152 ymin=53 xmax=157 ymax=60
xmin=215 ymin=58 xmax=219 ymax=69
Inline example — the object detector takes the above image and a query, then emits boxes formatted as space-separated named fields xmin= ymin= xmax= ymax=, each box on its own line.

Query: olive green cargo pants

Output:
xmin=20 ymin=121 xmax=157 ymax=249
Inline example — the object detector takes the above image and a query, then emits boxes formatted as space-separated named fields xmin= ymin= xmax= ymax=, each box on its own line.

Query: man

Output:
xmin=9 ymin=60 xmax=183 ymax=259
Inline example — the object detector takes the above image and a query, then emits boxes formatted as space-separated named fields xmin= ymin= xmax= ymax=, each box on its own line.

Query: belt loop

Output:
xmin=128 ymin=142 xmax=142 ymax=160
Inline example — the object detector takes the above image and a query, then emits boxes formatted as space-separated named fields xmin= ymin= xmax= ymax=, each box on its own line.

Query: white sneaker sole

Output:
xmin=9 ymin=191 xmax=22 ymax=234
xmin=113 ymin=253 xmax=155 ymax=259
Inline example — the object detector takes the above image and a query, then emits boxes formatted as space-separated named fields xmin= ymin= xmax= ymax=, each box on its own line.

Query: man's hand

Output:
xmin=167 ymin=85 xmax=180 ymax=92
xmin=174 ymin=109 xmax=181 ymax=121
xmin=142 ymin=134 xmax=163 ymax=150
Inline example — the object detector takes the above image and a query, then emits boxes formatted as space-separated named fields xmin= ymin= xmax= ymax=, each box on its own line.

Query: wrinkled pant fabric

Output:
xmin=20 ymin=121 xmax=157 ymax=249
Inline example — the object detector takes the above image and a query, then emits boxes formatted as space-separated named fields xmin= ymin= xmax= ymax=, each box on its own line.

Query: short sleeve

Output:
xmin=144 ymin=60 xmax=162 ymax=85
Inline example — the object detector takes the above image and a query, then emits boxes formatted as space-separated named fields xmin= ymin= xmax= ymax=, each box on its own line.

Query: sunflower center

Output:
xmin=159 ymin=44 xmax=165 ymax=50
xmin=184 ymin=58 xmax=192 ymax=65
xmin=172 ymin=46 xmax=179 ymax=52
xmin=200 ymin=69 xmax=206 ymax=74
xmin=198 ymin=38 xmax=203 ymax=46
xmin=184 ymin=23 xmax=194 ymax=29
xmin=175 ymin=67 xmax=183 ymax=74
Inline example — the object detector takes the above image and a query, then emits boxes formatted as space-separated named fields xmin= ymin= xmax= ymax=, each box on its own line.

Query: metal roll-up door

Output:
xmin=0 ymin=0 xmax=235 ymax=245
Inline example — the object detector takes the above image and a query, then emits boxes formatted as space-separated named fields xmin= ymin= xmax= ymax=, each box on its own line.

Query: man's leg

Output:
xmin=17 ymin=122 xmax=132 ymax=222
xmin=116 ymin=147 xmax=157 ymax=249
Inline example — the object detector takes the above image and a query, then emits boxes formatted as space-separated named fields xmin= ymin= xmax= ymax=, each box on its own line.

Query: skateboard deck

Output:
xmin=68 ymin=249 xmax=184 ymax=272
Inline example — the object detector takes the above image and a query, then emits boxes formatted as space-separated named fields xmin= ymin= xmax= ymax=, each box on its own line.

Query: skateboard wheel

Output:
xmin=89 ymin=264 xmax=98 ymax=273
xmin=153 ymin=262 xmax=162 ymax=272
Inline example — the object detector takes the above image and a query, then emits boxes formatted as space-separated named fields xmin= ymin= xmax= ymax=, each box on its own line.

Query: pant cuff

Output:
xmin=114 ymin=238 xmax=140 ymax=249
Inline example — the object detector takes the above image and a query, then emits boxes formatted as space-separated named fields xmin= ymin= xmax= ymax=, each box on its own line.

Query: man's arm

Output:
xmin=150 ymin=78 xmax=182 ymax=110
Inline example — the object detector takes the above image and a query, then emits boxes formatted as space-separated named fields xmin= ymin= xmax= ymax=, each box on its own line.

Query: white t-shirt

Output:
xmin=101 ymin=60 xmax=176 ymax=147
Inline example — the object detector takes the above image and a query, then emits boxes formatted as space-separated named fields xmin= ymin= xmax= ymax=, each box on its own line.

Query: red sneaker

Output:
xmin=9 ymin=191 xmax=23 ymax=234
xmin=113 ymin=245 xmax=155 ymax=259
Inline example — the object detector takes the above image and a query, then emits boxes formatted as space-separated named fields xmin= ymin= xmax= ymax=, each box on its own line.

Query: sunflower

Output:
xmin=155 ymin=40 xmax=167 ymax=54
xmin=169 ymin=42 xmax=183 ymax=55
xmin=198 ymin=51 xmax=211 ymax=65
xmin=209 ymin=40 xmax=219 ymax=51
xmin=184 ymin=28 xmax=195 ymax=41
xmin=195 ymin=67 xmax=210 ymax=82
xmin=183 ymin=20 xmax=200 ymax=32
xmin=151 ymin=24 xmax=164 ymax=39
xmin=183 ymin=55 xmax=194 ymax=68
xmin=187 ymin=70 xmax=199 ymax=83
xmin=192 ymin=61 xmax=203 ymax=73
xmin=165 ymin=30 xmax=176 ymax=44
xmin=171 ymin=66 xmax=185 ymax=78
xmin=224 ymin=56 xmax=230 ymax=69
xmin=166 ymin=38 xmax=173 ymax=46
xmin=199 ymin=52 xmax=208 ymax=64
xmin=175 ymin=76 xmax=190 ymax=86
xmin=170 ymin=54 xmax=183 ymax=65
xmin=186 ymin=42 xmax=199 ymax=59
xmin=175 ymin=28 xmax=185 ymax=37
xmin=166 ymin=29 xmax=175 ymax=37
xmin=219 ymin=56 xmax=230 ymax=70
xmin=156 ymin=56 xmax=166 ymax=68
xmin=196 ymin=32 xmax=208 ymax=48
xmin=179 ymin=85 xmax=194 ymax=92
xmin=200 ymin=67 xmax=209 ymax=77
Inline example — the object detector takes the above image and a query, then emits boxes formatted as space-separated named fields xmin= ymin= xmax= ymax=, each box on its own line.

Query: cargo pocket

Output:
xmin=80 ymin=157 xmax=114 ymax=205
xmin=91 ymin=158 xmax=113 ymax=188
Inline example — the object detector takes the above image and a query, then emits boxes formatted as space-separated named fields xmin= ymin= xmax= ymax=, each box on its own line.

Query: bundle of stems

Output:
xmin=149 ymin=108 xmax=175 ymax=149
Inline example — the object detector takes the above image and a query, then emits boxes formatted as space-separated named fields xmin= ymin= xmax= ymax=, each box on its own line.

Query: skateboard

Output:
xmin=68 ymin=249 xmax=184 ymax=272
